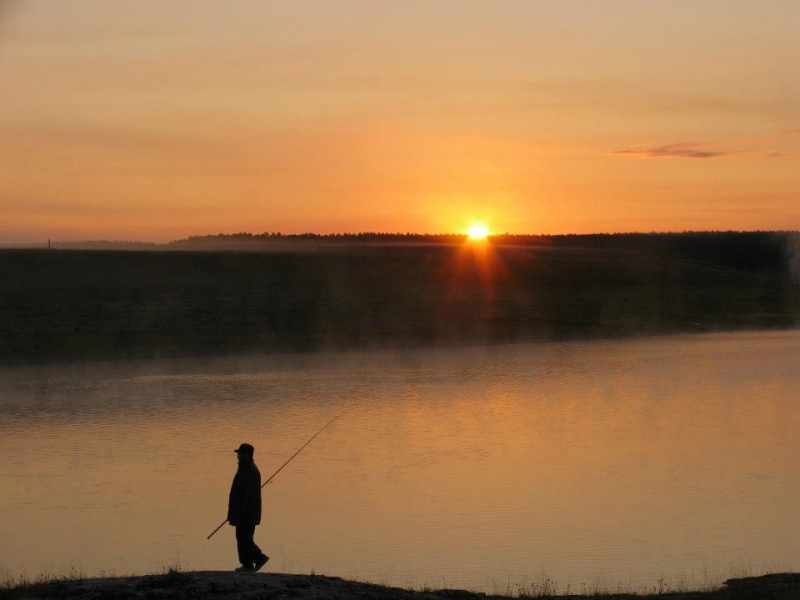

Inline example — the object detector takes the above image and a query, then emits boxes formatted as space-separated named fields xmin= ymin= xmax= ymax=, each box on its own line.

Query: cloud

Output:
xmin=613 ymin=130 xmax=800 ymax=160
xmin=612 ymin=142 xmax=733 ymax=159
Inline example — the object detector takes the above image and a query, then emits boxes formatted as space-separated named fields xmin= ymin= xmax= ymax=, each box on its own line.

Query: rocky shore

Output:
xmin=3 ymin=571 xmax=800 ymax=600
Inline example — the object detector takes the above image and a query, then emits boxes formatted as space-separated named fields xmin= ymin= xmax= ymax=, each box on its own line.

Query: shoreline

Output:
xmin=3 ymin=571 xmax=800 ymax=600
xmin=2 ymin=326 xmax=798 ymax=373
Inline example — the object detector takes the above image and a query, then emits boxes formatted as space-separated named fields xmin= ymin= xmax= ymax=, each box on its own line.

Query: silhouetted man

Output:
xmin=228 ymin=443 xmax=269 ymax=572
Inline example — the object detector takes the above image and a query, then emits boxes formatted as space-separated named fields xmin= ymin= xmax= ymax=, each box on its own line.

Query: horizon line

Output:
xmin=3 ymin=229 xmax=799 ymax=248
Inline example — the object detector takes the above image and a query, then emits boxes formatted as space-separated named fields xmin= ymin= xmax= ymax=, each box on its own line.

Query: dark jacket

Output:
xmin=228 ymin=460 xmax=262 ymax=527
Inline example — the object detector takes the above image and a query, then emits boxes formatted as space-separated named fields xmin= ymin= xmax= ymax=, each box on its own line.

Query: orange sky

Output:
xmin=1 ymin=1 xmax=799 ymax=243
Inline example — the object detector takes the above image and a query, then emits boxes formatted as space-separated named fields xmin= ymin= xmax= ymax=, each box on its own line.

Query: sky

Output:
xmin=1 ymin=0 xmax=799 ymax=243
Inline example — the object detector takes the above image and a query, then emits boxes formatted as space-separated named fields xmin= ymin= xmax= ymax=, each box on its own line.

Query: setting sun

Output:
xmin=467 ymin=224 xmax=490 ymax=240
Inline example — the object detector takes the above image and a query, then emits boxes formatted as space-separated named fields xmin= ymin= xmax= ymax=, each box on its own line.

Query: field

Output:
xmin=1 ymin=233 xmax=798 ymax=364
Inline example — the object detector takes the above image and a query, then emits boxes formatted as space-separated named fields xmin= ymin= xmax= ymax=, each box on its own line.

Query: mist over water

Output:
xmin=1 ymin=331 xmax=799 ymax=592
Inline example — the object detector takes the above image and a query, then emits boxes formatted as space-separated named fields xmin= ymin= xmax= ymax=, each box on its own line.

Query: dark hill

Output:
xmin=1 ymin=233 xmax=798 ymax=364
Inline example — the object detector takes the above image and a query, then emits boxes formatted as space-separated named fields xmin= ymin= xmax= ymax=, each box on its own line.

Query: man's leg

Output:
xmin=235 ymin=524 xmax=256 ymax=569
xmin=253 ymin=529 xmax=269 ymax=571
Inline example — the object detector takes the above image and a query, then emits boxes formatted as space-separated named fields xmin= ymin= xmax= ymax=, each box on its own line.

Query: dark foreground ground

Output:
xmin=3 ymin=571 xmax=800 ymax=600
xmin=2 ymin=233 xmax=799 ymax=364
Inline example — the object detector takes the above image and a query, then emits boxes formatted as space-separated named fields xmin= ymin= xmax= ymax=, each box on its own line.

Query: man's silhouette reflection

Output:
xmin=228 ymin=443 xmax=269 ymax=572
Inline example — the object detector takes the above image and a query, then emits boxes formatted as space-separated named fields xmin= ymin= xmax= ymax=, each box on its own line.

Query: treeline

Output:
xmin=166 ymin=231 xmax=468 ymax=247
xmin=496 ymin=231 xmax=798 ymax=276
xmin=40 ymin=231 xmax=800 ymax=279
xmin=188 ymin=230 xmax=799 ymax=277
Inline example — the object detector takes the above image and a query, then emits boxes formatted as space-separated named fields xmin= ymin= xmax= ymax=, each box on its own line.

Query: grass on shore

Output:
xmin=0 ymin=563 xmax=728 ymax=600
xmin=0 ymin=567 xmax=82 ymax=600
xmin=0 ymin=564 xmax=188 ymax=600
xmin=3 ymin=564 xmax=797 ymax=599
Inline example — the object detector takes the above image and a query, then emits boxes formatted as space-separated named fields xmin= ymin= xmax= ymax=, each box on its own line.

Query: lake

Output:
xmin=1 ymin=330 xmax=798 ymax=593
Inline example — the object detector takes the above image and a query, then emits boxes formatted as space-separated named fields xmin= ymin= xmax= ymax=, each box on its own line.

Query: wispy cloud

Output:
xmin=612 ymin=142 xmax=733 ymax=159
xmin=613 ymin=130 xmax=800 ymax=160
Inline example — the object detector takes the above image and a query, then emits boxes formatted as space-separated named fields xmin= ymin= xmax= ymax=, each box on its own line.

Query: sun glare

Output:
xmin=467 ymin=224 xmax=490 ymax=240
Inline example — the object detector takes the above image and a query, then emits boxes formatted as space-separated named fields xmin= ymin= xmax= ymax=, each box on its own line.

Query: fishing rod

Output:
xmin=207 ymin=411 xmax=345 ymax=540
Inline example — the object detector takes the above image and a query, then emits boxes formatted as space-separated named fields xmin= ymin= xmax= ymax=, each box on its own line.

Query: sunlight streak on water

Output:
xmin=1 ymin=331 xmax=799 ymax=591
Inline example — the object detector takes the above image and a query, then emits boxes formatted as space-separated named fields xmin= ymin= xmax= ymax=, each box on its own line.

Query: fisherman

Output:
xmin=228 ymin=443 xmax=269 ymax=572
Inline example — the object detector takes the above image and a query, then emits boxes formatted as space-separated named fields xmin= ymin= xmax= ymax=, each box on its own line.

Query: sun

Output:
xmin=467 ymin=224 xmax=490 ymax=240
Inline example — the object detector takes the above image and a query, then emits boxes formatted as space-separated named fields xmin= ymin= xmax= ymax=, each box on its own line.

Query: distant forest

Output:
xmin=2 ymin=230 xmax=799 ymax=364
xmin=44 ymin=230 xmax=800 ymax=278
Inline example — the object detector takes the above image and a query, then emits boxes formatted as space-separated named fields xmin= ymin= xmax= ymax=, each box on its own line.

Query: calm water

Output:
xmin=1 ymin=331 xmax=798 ymax=592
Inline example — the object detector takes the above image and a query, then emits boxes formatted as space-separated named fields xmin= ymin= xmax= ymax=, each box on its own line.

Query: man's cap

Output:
xmin=234 ymin=443 xmax=255 ymax=456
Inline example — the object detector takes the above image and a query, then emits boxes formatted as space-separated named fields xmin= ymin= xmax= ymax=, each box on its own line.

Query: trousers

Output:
xmin=235 ymin=524 xmax=263 ymax=567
